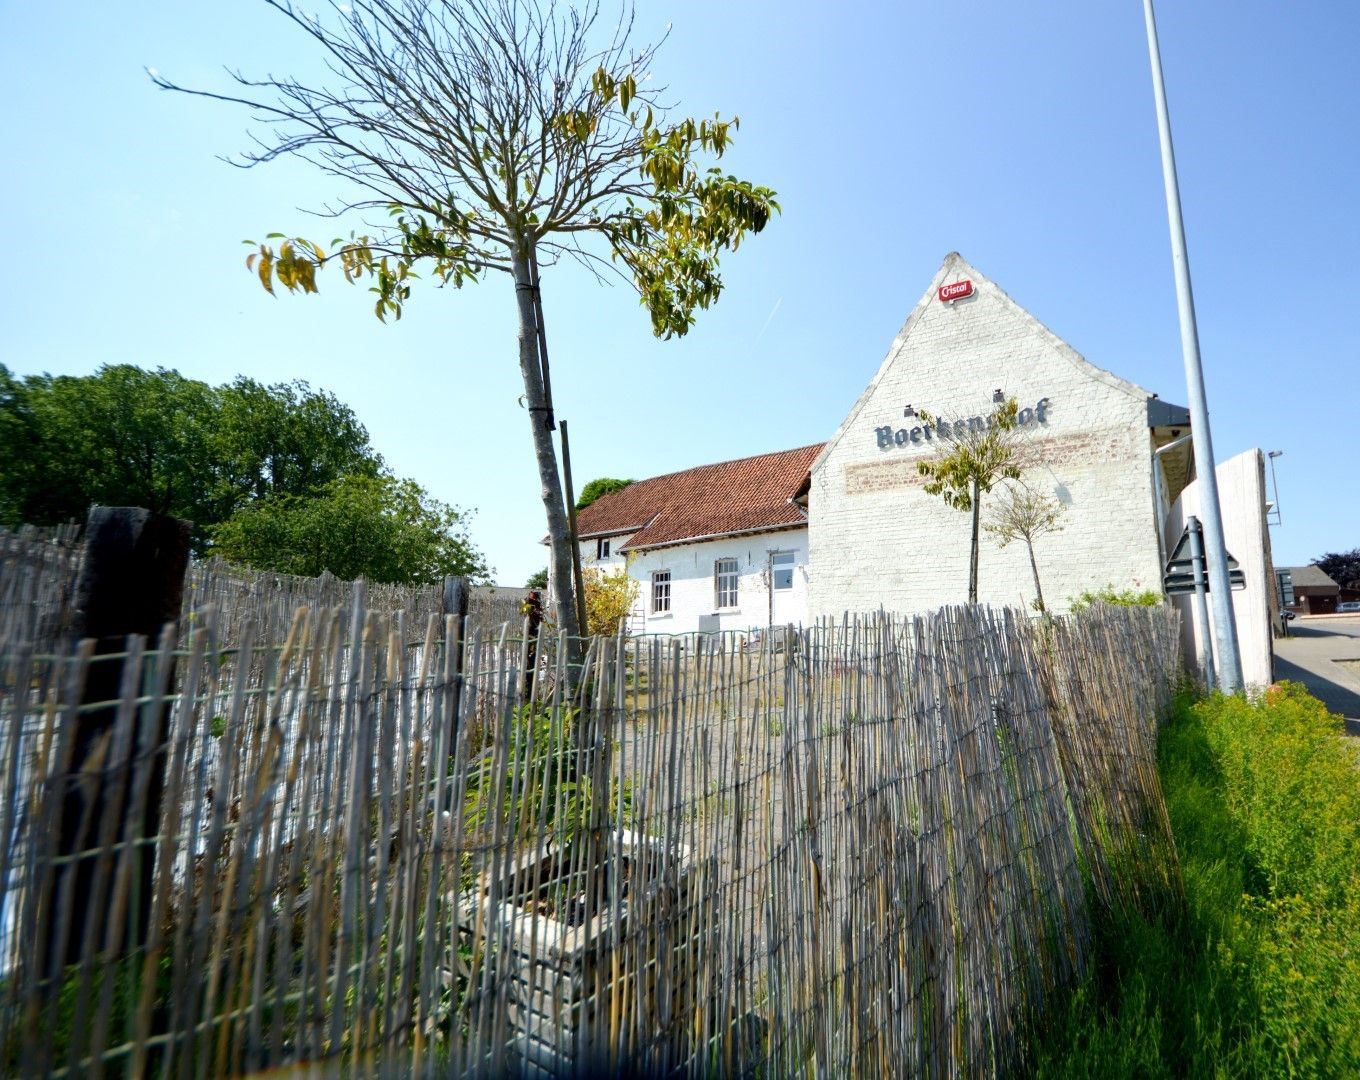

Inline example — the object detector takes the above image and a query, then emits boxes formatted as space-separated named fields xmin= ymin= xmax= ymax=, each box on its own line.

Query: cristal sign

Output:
xmin=938 ymin=280 xmax=973 ymax=302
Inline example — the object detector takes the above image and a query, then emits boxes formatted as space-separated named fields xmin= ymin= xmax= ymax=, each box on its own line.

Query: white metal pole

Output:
xmin=1141 ymin=0 xmax=1243 ymax=692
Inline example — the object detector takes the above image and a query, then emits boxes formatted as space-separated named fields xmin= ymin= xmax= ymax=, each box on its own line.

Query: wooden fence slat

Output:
xmin=0 ymin=581 xmax=1182 ymax=1078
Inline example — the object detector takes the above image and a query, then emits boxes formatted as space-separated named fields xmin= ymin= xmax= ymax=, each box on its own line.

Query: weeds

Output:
xmin=1028 ymin=683 xmax=1360 ymax=1078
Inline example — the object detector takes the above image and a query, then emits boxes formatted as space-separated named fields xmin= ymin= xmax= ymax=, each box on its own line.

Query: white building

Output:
xmin=808 ymin=252 xmax=1195 ymax=617
xmin=572 ymin=445 xmax=820 ymax=636
xmin=571 ymin=253 xmax=1274 ymax=672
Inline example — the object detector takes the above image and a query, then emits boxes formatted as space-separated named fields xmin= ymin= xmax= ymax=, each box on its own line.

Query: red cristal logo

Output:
xmin=938 ymin=280 xmax=974 ymax=302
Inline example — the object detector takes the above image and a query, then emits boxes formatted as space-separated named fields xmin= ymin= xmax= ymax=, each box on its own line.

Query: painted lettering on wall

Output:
xmin=874 ymin=398 xmax=1050 ymax=451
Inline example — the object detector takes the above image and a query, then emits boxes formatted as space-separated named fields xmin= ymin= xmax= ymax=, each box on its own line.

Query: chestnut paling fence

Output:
xmin=0 ymin=525 xmax=528 ymax=653
xmin=0 ymin=584 xmax=1180 ymax=1076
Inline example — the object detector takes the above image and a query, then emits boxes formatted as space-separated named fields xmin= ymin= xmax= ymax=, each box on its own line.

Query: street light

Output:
xmin=1267 ymin=451 xmax=1283 ymax=525
xmin=1141 ymin=0 xmax=1244 ymax=692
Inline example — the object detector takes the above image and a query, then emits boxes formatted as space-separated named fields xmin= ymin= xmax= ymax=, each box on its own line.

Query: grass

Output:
xmin=1027 ymin=683 xmax=1360 ymax=1078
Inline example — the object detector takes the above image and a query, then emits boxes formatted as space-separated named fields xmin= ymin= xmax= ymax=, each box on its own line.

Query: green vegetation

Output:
xmin=210 ymin=473 xmax=488 ymax=585
xmin=1028 ymin=684 xmax=1360 ymax=1077
xmin=1067 ymin=585 xmax=1164 ymax=613
xmin=576 ymin=477 xmax=634 ymax=511
xmin=582 ymin=564 xmax=639 ymax=636
xmin=0 ymin=363 xmax=489 ymax=584
xmin=916 ymin=398 xmax=1024 ymax=603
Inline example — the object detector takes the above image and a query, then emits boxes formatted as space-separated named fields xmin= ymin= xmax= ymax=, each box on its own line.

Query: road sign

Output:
xmin=1163 ymin=523 xmax=1246 ymax=595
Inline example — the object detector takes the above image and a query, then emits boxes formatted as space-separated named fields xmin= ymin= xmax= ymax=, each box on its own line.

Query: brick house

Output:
xmin=1282 ymin=565 xmax=1341 ymax=615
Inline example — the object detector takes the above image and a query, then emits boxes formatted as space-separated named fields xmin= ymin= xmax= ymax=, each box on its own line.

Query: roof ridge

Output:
xmin=622 ymin=441 xmax=826 ymax=486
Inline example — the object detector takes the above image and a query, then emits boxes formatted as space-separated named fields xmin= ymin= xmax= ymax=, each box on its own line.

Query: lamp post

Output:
xmin=1267 ymin=450 xmax=1283 ymax=525
xmin=1141 ymin=0 xmax=1244 ymax=692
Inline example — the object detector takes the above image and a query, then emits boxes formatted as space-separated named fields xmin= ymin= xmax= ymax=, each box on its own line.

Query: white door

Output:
xmin=769 ymin=551 xmax=798 ymax=625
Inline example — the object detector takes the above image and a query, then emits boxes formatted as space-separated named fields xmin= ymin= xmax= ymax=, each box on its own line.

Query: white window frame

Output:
xmin=651 ymin=570 xmax=671 ymax=614
xmin=596 ymin=537 xmax=611 ymax=560
xmin=770 ymin=550 xmax=796 ymax=591
xmin=715 ymin=558 xmax=739 ymax=609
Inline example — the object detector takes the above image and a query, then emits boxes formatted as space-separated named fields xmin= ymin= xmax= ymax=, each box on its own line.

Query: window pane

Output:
xmin=773 ymin=568 xmax=793 ymax=590
xmin=715 ymin=559 xmax=738 ymax=607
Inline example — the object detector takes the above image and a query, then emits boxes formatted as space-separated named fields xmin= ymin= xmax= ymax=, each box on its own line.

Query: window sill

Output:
xmin=650 ymin=612 xmax=673 ymax=619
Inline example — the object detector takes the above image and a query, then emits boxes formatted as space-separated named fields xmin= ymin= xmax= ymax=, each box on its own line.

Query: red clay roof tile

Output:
xmin=575 ymin=444 xmax=823 ymax=551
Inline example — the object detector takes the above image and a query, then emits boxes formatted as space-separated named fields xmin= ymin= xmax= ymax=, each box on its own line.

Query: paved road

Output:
xmin=1273 ymin=615 xmax=1360 ymax=735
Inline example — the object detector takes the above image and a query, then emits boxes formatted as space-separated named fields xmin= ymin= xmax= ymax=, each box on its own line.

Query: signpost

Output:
xmin=1163 ymin=515 xmax=1245 ymax=690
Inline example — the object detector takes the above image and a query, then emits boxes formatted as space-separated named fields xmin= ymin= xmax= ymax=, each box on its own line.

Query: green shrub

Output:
xmin=1196 ymin=683 xmax=1360 ymax=900
xmin=1068 ymin=586 xmax=1164 ymax=613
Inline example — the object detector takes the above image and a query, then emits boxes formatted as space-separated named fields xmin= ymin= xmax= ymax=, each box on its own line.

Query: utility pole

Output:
xmin=1141 ymin=0 xmax=1244 ymax=692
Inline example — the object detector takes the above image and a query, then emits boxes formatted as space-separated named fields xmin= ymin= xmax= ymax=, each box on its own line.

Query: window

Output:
xmin=596 ymin=538 xmax=611 ymax=559
xmin=651 ymin=571 xmax=671 ymax=613
xmin=715 ymin=558 xmax=739 ymax=608
xmin=771 ymin=551 xmax=795 ymax=591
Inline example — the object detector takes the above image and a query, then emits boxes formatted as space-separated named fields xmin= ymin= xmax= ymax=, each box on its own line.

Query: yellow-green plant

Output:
xmin=582 ymin=563 xmax=639 ymax=637
xmin=916 ymin=398 xmax=1023 ymax=603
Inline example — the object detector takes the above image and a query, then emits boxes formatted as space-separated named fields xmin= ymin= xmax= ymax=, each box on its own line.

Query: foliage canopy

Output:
xmin=576 ymin=477 xmax=633 ymax=511
xmin=0 ymin=363 xmax=489 ymax=585
xmin=0 ymin=364 xmax=379 ymax=543
xmin=581 ymin=564 xmax=638 ymax=635
xmin=210 ymin=473 xmax=489 ymax=584
xmin=1313 ymin=547 xmax=1360 ymax=590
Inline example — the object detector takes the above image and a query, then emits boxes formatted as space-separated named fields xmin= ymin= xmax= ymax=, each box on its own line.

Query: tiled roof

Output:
xmin=576 ymin=444 xmax=824 ymax=551
xmin=1286 ymin=565 xmax=1339 ymax=590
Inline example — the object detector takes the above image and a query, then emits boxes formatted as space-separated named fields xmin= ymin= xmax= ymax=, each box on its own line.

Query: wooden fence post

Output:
xmin=46 ymin=506 xmax=191 ymax=973
xmin=443 ymin=575 xmax=469 ymax=743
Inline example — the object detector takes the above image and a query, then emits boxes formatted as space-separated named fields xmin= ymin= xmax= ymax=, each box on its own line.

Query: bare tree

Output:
xmin=983 ymin=481 xmax=1065 ymax=613
xmin=152 ymin=0 xmax=777 ymax=643
xmin=916 ymin=399 xmax=1026 ymax=604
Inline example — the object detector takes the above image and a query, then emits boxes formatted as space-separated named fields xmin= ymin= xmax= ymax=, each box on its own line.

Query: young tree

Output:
xmin=916 ymin=399 xmax=1024 ymax=604
xmin=983 ymin=481 xmax=1065 ymax=613
xmin=525 ymin=567 xmax=549 ymax=589
xmin=153 ymin=0 xmax=778 ymax=643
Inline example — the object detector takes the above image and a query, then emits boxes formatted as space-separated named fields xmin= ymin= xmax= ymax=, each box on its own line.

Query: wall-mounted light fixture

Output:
xmin=903 ymin=404 xmax=916 ymax=417
xmin=992 ymin=389 xmax=1004 ymax=403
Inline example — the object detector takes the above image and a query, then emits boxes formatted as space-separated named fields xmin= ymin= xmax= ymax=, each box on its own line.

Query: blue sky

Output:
xmin=2 ymin=1 xmax=1355 ymax=585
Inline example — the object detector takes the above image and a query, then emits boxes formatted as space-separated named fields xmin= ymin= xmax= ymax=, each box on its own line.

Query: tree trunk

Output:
xmin=1026 ymin=537 xmax=1046 ymax=613
xmin=511 ymin=239 xmax=580 ymax=643
xmin=968 ymin=477 xmax=980 ymax=604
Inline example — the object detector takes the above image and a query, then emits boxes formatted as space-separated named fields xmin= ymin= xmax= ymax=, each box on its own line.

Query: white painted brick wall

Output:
xmin=579 ymin=529 xmax=809 ymax=636
xmin=810 ymin=253 xmax=1167 ymax=619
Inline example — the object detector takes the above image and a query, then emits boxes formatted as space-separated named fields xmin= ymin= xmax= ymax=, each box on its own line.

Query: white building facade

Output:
xmin=579 ymin=528 xmax=809 ymax=636
xmin=570 ymin=444 xmax=819 ymax=637
xmin=567 ymin=253 xmax=1272 ymax=649
xmin=808 ymin=253 xmax=1195 ymax=618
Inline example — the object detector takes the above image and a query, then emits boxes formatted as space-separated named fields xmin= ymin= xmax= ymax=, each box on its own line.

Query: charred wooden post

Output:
xmin=44 ymin=507 xmax=191 ymax=974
